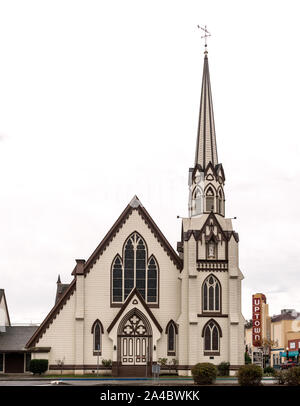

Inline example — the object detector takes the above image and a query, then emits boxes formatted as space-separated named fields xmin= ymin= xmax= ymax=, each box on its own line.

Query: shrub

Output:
xmin=237 ymin=364 xmax=263 ymax=386
xmin=275 ymin=369 xmax=288 ymax=385
xmin=285 ymin=367 xmax=300 ymax=386
xmin=101 ymin=359 xmax=112 ymax=367
xmin=191 ymin=363 xmax=217 ymax=385
xmin=158 ymin=358 xmax=168 ymax=367
xmin=264 ymin=366 xmax=275 ymax=375
xmin=217 ymin=362 xmax=230 ymax=376
xmin=29 ymin=359 xmax=49 ymax=375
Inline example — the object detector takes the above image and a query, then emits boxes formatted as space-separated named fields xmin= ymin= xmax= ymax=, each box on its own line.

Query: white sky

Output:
xmin=0 ymin=0 xmax=300 ymax=324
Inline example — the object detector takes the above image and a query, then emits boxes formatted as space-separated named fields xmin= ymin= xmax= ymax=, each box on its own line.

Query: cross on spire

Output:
xmin=197 ymin=25 xmax=211 ymax=52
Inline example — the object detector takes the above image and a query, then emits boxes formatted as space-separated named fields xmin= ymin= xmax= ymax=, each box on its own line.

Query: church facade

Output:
xmin=25 ymin=48 xmax=245 ymax=376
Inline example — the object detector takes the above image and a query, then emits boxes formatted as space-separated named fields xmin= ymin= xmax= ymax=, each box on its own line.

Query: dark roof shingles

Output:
xmin=0 ymin=326 xmax=38 ymax=351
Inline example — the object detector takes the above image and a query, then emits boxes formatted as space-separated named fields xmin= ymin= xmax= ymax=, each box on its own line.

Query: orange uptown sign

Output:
xmin=252 ymin=295 xmax=262 ymax=347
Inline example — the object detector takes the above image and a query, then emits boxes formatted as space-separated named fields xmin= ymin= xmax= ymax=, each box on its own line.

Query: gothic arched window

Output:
xmin=111 ymin=233 xmax=158 ymax=305
xmin=91 ymin=319 xmax=104 ymax=354
xmin=193 ymin=187 xmax=203 ymax=215
xmin=217 ymin=188 xmax=224 ymax=216
xmin=203 ymin=275 xmax=221 ymax=312
xmin=112 ymin=256 xmax=123 ymax=303
xmin=166 ymin=320 xmax=178 ymax=355
xmin=147 ymin=256 xmax=158 ymax=303
xmin=202 ymin=319 xmax=222 ymax=353
xmin=205 ymin=187 xmax=215 ymax=212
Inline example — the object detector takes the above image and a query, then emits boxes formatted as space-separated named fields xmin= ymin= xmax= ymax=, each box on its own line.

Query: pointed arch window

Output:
xmin=147 ymin=256 xmax=158 ymax=303
xmin=217 ymin=189 xmax=224 ymax=216
xmin=166 ymin=320 xmax=178 ymax=355
xmin=192 ymin=187 xmax=203 ymax=216
xmin=203 ymin=275 xmax=221 ymax=312
xmin=205 ymin=187 xmax=215 ymax=212
xmin=111 ymin=233 xmax=158 ymax=305
xmin=202 ymin=320 xmax=222 ymax=354
xmin=112 ymin=256 xmax=123 ymax=303
xmin=91 ymin=320 xmax=104 ymax=355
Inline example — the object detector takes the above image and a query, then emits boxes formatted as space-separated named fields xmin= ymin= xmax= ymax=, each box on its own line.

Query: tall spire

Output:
xmin=194 ymin=50 xmax=218 ymax=169
xmin=188 ymin=30 xmax=225 ymax=218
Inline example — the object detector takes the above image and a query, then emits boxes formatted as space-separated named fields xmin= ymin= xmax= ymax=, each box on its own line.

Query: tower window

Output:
xmin=205 ymin=187 xmax=215 ymax=212
xmin=203 ymin=275 xmax=221 ymax=312
xmin=217 ymin=189 xmax=224 ymax=215
xmin=207 ymin=242 xmax=216 ymax=259
xmin=203 ymin=320 xmax=221 ymax=353
xmin=193 ymin=188 xmax=203 ymax=215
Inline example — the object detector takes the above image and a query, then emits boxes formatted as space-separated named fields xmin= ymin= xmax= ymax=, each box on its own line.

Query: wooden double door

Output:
xmin=121 ymin=336 xmax=148 ymax=366
xmin=117 ymin=310 xmax=152 ymax=376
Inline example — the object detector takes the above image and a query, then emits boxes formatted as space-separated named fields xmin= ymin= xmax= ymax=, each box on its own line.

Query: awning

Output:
xmin=280 ymin=351 xmax=299 ymax=357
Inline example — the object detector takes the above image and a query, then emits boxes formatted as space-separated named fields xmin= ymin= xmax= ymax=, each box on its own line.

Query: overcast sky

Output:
xmin=0 ymin=0 xmax=300 ymax=324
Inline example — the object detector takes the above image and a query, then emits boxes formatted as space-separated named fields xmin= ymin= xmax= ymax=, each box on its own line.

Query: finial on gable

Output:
xmin=129 ymin=195 xmax=143 ymax=208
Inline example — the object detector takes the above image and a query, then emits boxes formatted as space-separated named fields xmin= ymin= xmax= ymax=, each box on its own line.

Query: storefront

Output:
xmin=279 ymin=350 xmax=299 ymax=363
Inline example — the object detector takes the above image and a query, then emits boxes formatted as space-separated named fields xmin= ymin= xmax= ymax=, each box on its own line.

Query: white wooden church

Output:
xmin=25 ymin=46 xmax=245 ymax=376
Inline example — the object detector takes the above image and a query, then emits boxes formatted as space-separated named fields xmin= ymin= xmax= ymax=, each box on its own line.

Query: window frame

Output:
xmin=91 ymin=319 xmax=104 ymax=355
xmin=111 ymin=233 xmax=159 ymax=307
xmin=202 ymin=274 xmax=221 ymax=313
xmin=202 ymin=319 xmax=222 ymax=356
xmin=166 ymin=320 xmax=178 ymax=356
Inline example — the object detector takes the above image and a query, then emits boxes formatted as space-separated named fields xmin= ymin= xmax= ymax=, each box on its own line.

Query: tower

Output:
xmin=178 ymin=32 xmax=245 ymax=375
xmin=188 ymin=48 xmax=225 ymax=217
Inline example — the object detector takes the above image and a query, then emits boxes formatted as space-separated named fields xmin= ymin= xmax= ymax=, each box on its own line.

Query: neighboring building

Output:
xmin=270 ymin=309 xmax=300 ymax=367
xmin=0 ymin=289 xmax=38 ymax=373
xmin=2 ymin=44 xmax=244 ymax=376
xmin=245 ymin=303 xmax=300 ymax=368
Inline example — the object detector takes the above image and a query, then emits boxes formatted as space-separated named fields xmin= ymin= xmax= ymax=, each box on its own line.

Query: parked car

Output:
xmin=280 ymin=360 xmax=298 ymax=369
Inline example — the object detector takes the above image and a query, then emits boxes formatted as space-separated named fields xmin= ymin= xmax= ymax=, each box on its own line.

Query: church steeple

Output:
xmin=194 ymin=52 xmax=218 ymax=168
xmin=188 ymin=39 xmax=225 ymax=218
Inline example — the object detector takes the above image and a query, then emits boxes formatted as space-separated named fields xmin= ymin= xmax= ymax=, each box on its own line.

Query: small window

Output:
xmin=205 ymin=187 xmax=215 ymax=212
xmin=207 ymin=242 xmax=216 ymax=259
xmin=166 ymin=321 xmax=178 ymax=355
xmin=91 ymin=320 xmax=104 ymax=354
xmin=193 ymin=188 xmax=203 ymax=215
xmin=94 ymin=323 xmax=101 ymax=352
xmin=206 ymin=196 xmax=214 ymax=211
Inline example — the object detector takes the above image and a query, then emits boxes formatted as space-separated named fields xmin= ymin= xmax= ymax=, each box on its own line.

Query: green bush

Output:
xmin=101 ymin=359 xmax=112 ymax=367
xmin=237 ymin=364 xmax=263 ymax=386
xmin=29 ymin=359 xmax=49 ymax=375
xmin=244 ymin=352 xmax=252 ymax=364
xmin=275 ymin=369 xmax=288 ymax=385
xmin=285 ymin=367 xmax=300 ymax=386
xmin=191 ymin=363 xmax=217 ymax=385
xmin=264 ymin=366 xmax=275 ymax=375
xmin=217 ymin=362 xmax=230 ymax=376
xmin=158 ymin=358 xmax=168 ymax=367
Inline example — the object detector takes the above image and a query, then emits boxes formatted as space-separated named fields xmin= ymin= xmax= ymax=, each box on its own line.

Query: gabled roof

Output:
xmin=26 ymin=280 xmax=76 ymax=348
xmin=26 ymin=196 xmax=180 ymax=348
xmin=83 ymin=195 xmax=182 ymax=275
xmin=0 ymin=326 xmax=38 ymax=351
xmin=107 ymin=288 xmax=163 ymax=334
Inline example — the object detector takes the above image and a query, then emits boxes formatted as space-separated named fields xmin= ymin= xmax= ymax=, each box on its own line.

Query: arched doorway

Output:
xmin=117 ymin=308 xmax=152 ymax=377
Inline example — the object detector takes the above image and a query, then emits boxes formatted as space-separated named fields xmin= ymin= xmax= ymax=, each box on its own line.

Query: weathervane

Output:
xmin=197 ymin=25 xmax=211 ymax=52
